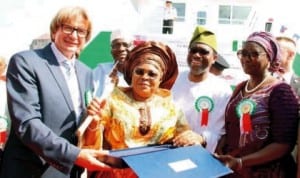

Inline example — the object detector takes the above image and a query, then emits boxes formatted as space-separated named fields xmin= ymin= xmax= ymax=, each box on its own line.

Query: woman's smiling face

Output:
xmin=131 ymin=54 xmax=163 ymax=101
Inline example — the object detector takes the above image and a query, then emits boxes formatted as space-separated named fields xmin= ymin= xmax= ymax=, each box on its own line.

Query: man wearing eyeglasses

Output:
xmin=0 ymin=6 xmax=110 ymax=178
xmin=92 ymin=29 xmax=133 ymax=98
xmin=172 ymin=26 xmax=232 ymax=154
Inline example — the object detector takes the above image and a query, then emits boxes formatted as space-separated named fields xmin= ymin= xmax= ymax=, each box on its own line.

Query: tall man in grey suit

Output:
xmin=0 ymin=6 xmax=110 ymax=178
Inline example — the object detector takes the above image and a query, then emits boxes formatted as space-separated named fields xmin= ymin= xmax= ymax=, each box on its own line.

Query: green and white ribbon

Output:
xmin=195 ymin=96 xmax=214 ymax=126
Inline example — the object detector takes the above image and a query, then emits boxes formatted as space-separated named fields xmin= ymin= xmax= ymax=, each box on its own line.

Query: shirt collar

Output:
xmin=51 ymin=43 xmax=76 ymax=67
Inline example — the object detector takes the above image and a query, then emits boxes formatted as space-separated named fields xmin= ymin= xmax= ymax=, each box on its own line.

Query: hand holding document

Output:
xmin=77 ymin=61 xmax=119 ymax=148
xmin=76 ymin=98 xmax=106 ymax=148
xmin=99 ymin=145 xmax=233 ymax=177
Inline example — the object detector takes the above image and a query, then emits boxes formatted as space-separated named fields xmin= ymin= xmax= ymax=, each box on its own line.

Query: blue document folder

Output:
xmin=108 ymin=145 xmax=232 ymax=178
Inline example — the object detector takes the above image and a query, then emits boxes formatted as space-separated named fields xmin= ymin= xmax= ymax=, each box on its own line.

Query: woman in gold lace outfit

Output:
xmin=83 ymin=41 xmax=205 ymax=178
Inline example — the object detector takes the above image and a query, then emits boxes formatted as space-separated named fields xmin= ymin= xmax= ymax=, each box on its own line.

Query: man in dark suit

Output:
xmin=0 ymin=6 xmax=109 ymax=178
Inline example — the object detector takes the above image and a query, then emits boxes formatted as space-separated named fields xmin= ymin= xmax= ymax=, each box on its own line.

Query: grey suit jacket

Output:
xmin=0 ymin=44 xmax=93 ymax=178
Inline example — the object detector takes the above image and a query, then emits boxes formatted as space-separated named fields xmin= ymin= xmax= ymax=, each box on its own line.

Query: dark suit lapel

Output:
xmin=42 ymin=45 xmax=75 ymax=111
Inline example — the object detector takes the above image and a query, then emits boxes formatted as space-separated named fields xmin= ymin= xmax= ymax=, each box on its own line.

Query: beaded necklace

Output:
xmin=245 ymin=76 xmax=269 ymax=93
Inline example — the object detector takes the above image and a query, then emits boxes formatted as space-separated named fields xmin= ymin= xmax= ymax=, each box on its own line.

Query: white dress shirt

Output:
xmin=51 ymin=43 xmax=82 ymax=119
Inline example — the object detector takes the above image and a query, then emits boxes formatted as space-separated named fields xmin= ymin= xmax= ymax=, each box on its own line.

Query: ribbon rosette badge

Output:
xmin=236 ymin=99 xmax=256 ymax=133
xmin=195 ymin=96 xmax=214 ymax=126
xmin=0 ymin=117 xmax=8 ymax=145
xmin=84 ymin=90 xmax=93 ymax=107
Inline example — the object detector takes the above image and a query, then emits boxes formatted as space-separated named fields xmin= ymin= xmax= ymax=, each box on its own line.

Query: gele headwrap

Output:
xmin=124 ymin=41 xmax=178 ymax=89
xmin=246 ymin=31 xmax=281 ymax=73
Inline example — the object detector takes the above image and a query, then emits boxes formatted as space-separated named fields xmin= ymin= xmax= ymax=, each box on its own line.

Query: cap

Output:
xmin=213 ymin=54 xmax=230 ymax=70
xmin=189 ymin=26 xmax=217 ymax=52
xmin=110 ymin=29 xmax=134 ymax=43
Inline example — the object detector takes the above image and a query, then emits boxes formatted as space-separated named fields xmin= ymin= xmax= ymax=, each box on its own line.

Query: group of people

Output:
xmin=0 ymin=5 xmax=299 ymax=178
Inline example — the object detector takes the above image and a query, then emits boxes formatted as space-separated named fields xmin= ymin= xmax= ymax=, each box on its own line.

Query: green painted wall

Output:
xmin=79 ymin=31 xmax=113 ymax=69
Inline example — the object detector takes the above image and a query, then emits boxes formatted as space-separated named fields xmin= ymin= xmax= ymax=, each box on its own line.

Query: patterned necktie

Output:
xmin=61 ymin=60 xmax=81 ymax=118
xmin=62 ymin=61 xmax=73 ymax=79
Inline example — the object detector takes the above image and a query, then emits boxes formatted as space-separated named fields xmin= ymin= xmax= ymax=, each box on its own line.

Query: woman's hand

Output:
xmin=214 ymin=154 xmax=242 ymax=172
xmin=173 ymin=130 xmax=206 ymax=147
xmin=87 ymin=97 xmax=106 ymax=116
xmin=80 ymin=98 xmax=107 ymax=149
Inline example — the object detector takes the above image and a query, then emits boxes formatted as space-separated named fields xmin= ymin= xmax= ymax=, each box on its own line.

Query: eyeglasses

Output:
xmin=61 ymin=24 xmax=89 ymax=38
xmin=237 ymin=49 xmax=266 ymax=60
xmin=134 ymin=68 xmax=159 ymax=79
xmin=189 ymin=47 xmax=210 ymax=56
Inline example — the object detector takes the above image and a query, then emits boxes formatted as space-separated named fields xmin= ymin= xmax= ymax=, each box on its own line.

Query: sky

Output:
xmin=0 ymin=0 xmax=299 ymax=61
xmin=0 ymin=0 xmax=146 ymax=60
